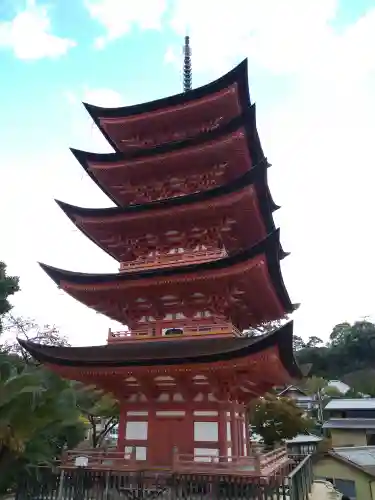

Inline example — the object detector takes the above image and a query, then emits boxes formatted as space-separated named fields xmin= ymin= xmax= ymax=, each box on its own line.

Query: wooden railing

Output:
xmin=62 ymin=448 xmax=137 ymax=469
xmin=108 ymin=323 xmax=243 ymax=342
xmin=173 ymin=446 xmax=290 ymax=475
xmin=61 ymin=446 xmax=290 ymax=476
xmin=288 ymin=453 xmax=314 ymax=500
xmin=16 ymin=454 xmax=315 ymax=500
xmin=119 ymin=248 xmax=227 ymax=272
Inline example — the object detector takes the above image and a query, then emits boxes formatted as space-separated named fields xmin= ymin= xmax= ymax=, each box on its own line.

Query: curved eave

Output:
xmin=83 ymin=59 xmax=250 ymax=153
xmin=55 ymin=161 xmax=284 ymax=262
xmin=17 ymin=320 xmax=302 ymax=379
xmin=57 ymin=159 xmax=271 ymax=217
xmin=39 ymin=230 xmax=296 ymax=316
xmin=71 ymin=105 xmax=265 ymax=207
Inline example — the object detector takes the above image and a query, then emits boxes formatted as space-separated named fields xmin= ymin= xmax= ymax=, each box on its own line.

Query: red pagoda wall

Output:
xmin=117 ymin=393 xmax=248 ymax=466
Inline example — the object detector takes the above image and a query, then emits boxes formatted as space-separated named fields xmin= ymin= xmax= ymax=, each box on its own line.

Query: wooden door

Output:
xmin=149 ymin=418 xmax=185 ymax=466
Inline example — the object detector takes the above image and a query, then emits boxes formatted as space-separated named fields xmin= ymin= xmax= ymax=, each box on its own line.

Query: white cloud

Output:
xmin=164 ymin=0 xmax=375 ymax=339
xmin=85 ymin=0 xmax=167 ymax=48
xmin=164 ymin=45 xmax=177 ymax=65
xmin=4 ymin=1 xmax=375 ymax=345
xmin=0 ymin=0 xmax=76 ymax=60
xmin=166 ymin=0 xmax=341 ymax=76
xmin=63 ymin=87 xmax=124 ymax=152
xmin=83 ymin=87 xmax=124 ymax=107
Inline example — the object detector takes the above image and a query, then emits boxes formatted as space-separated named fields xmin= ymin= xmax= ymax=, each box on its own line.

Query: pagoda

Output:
xmin=20 ymin=40 xmax=301 ymax=472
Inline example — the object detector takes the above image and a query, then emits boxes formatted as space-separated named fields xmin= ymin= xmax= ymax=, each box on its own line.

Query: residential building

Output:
xmin=314 ymin=448 xmax=375 ymax=499
xmin=277 ymin=384 xmax=316 ymax=412
xmin=323 ymin=398 xmax=375 ymax=447
xmin=327 ymin=380 xmax=350 ymax=394
xmin=285 ymin=433 xmax=322 ymax=455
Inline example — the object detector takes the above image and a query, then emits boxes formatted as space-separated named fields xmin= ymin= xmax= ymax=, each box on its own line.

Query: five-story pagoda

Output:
xmin=20 ymin=42 xmax=301 ymax=473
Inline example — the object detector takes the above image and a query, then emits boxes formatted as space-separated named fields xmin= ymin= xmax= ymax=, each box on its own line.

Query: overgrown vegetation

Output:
xmin=295 ymin=320 xmax=375 ymax=394
xmin=249 ymin=395 xmax=313 ymax=447
xmin=0 ymin=262 xmax=119 ymax=495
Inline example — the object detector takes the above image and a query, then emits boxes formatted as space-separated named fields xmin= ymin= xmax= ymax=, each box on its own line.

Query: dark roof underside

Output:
xmin=71 ymin=105 xmax=264 ymax=207
xmin=56 ymin=159 xmax=275 ymax=219
xmin=38 ymin=230 xmax=296 ymax=318
xmin=56 ymin=160 xmax=285 ymax=262
xmin=18 ymin=321 xmax=302 ymax=379
xmin=83 ymin=59 xmax=250 ymax=155
xmin=83 ymin=59 xmax=249 ymax=121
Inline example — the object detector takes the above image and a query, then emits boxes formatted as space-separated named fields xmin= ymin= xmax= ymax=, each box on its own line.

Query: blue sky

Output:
xmin=1 ymin=0 xmax=375 ymax=345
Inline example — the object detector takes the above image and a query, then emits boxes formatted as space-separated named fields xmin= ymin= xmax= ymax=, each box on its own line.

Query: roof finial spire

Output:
xmin=183 ymin=35 xmax=192 ymax=92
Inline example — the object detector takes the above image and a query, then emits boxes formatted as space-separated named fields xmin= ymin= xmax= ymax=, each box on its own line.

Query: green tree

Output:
xmin=329 ymin=322 xmax=352 ymax=346
xmin=297 ymin=319 xmax=375 ymax=380
xmin=75 ymin=385 xmax=119 ymax=448
xmin=293 ymin=335 xmax=306 ymax=351
xmin=0 ymin=354 xmax=85 ymax=494
xmin=306 ymin=336 xmax=323 ymax=348
xmin=2 ymin=315 xmax=69 ymax=362
xmin=0 ymin=262 xmax=19 ymax=334
xmin=249 ymin=395 xmax=313 ymax=448
xmin=244 ymin=319 xmax=286 ymax=337
xmin=303 ymin=376 xmax=327 ymax=395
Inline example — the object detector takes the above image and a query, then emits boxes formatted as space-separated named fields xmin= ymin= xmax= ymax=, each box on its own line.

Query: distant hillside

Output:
xmin=295 ymin=320 xmax=375 ymax=395
xmin=341 ymin=369 xmax=375 ymax=393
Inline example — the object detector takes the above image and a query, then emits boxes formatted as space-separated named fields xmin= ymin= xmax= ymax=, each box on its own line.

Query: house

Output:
xmin=327 ymin=380 xmax=350 ymax=395
xmin=285 ymin=433 xmax=322 ymax=455
xmin=323 ymin=398 xmax=375 ymax=447
xmin=314 ymin=447 xmax=375 ymax=499
xmin=277 ymin=384 xmax=316 ymax=412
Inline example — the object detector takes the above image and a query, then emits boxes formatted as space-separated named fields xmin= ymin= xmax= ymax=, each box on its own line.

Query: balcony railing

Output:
xmin=174 ymin=446 xmax=290 ymax=476
xmin=108 ymin=323 xmax=243 ymax=342
xmin=15 ymin=453 xmax=315 ymax=500
xmin=119 ymin=248 xmax=227 ymax=272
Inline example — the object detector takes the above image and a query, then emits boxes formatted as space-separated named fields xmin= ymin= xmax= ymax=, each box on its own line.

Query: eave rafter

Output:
xmin=39 ymin=230 xmax=293 ymax=329
xmin=56 ymin=160 xmax=279 ymax=264
xmin=83 ymin=59 xmax=252 ymax=154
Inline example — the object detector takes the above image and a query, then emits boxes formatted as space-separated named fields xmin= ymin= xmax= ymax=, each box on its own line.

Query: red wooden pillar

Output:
xmin=117 ymin=403 xmax=126 ymax=452
xmin=218 ymin=408 xmax=227 ymax=457
xmin=238 ymin=413 xmax=245 ymax=456
xmin=230 ymin=408 xmax=238 ymax=456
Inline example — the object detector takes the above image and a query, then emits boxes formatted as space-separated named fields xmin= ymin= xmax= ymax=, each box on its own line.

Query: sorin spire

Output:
xmin=183 ymin=35 xmax=192 ymax=92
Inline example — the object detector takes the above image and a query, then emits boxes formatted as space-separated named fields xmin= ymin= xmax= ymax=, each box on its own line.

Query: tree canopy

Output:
xmin=0 ymin=261 xmax=119 ymax=494
xmin=296 ymin=320 xmax=375 ymax=394
xmin=0 ymin=262 xmax=19 ymax=333
xmin=249 ymin=395 xmax=313 ymax=447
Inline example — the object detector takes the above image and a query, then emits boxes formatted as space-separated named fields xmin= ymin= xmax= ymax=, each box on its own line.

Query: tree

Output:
xmin=329 ymin=322 xmax=352 ymax=346
xmin=1 ymin=315 xmax=69 ymax=361
xmin=75 ymin=385 xmax=119 ymax=448
xmin=0 ymin=354 xmax=85 ymax=494
xmin=303 ymin=376 xmax=327 ymax=396
xmin=293 ymin=335 xmax=306 ymax=351
xmin=0 ymin=262 xmax=19 ymax=334
xmin=306 ymin=336 xmax=323 ymax=348
xmin=249 ymin=395 xmax=313 ymax=448
xmin=244 ymin=319 xmax=286 ymax=337
xmin=297 ymin=319 xmax=375 ymax=380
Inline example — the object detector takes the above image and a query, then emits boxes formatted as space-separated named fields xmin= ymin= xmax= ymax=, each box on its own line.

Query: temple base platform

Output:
xmin=62 ymin=446 xmax=291 ymax=477
xmin=16 ymin=453 xmax=314 ymax=500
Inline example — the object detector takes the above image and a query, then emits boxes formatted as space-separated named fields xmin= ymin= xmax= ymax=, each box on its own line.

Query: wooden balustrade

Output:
xmin=61 ymin=446 xmax=289 ymax=476
xmin=107 ymin=322 xmax=243 ymax=342
xmin=16 ymin=455 xmax=315 ymax=500
xmin=119 ymin=249 xmax=227 ymax=272
xmin=62 ymin=448 xmax=137 ymax=470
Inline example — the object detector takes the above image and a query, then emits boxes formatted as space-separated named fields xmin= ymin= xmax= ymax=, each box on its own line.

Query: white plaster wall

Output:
xmin=125 ymin=446 xmax=147 ymax=460
xmin=194 ymin=448 xmax=219 ymax=462
xmin=156 ymin=410 xmax=185 ymax=417
xmin=194 ymin=421 xmax=218 ymax=442
xmin=226 ymin=421 xmax=231 ymax=441
xmin=126 ymin=421 xmax=148 ymax=440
